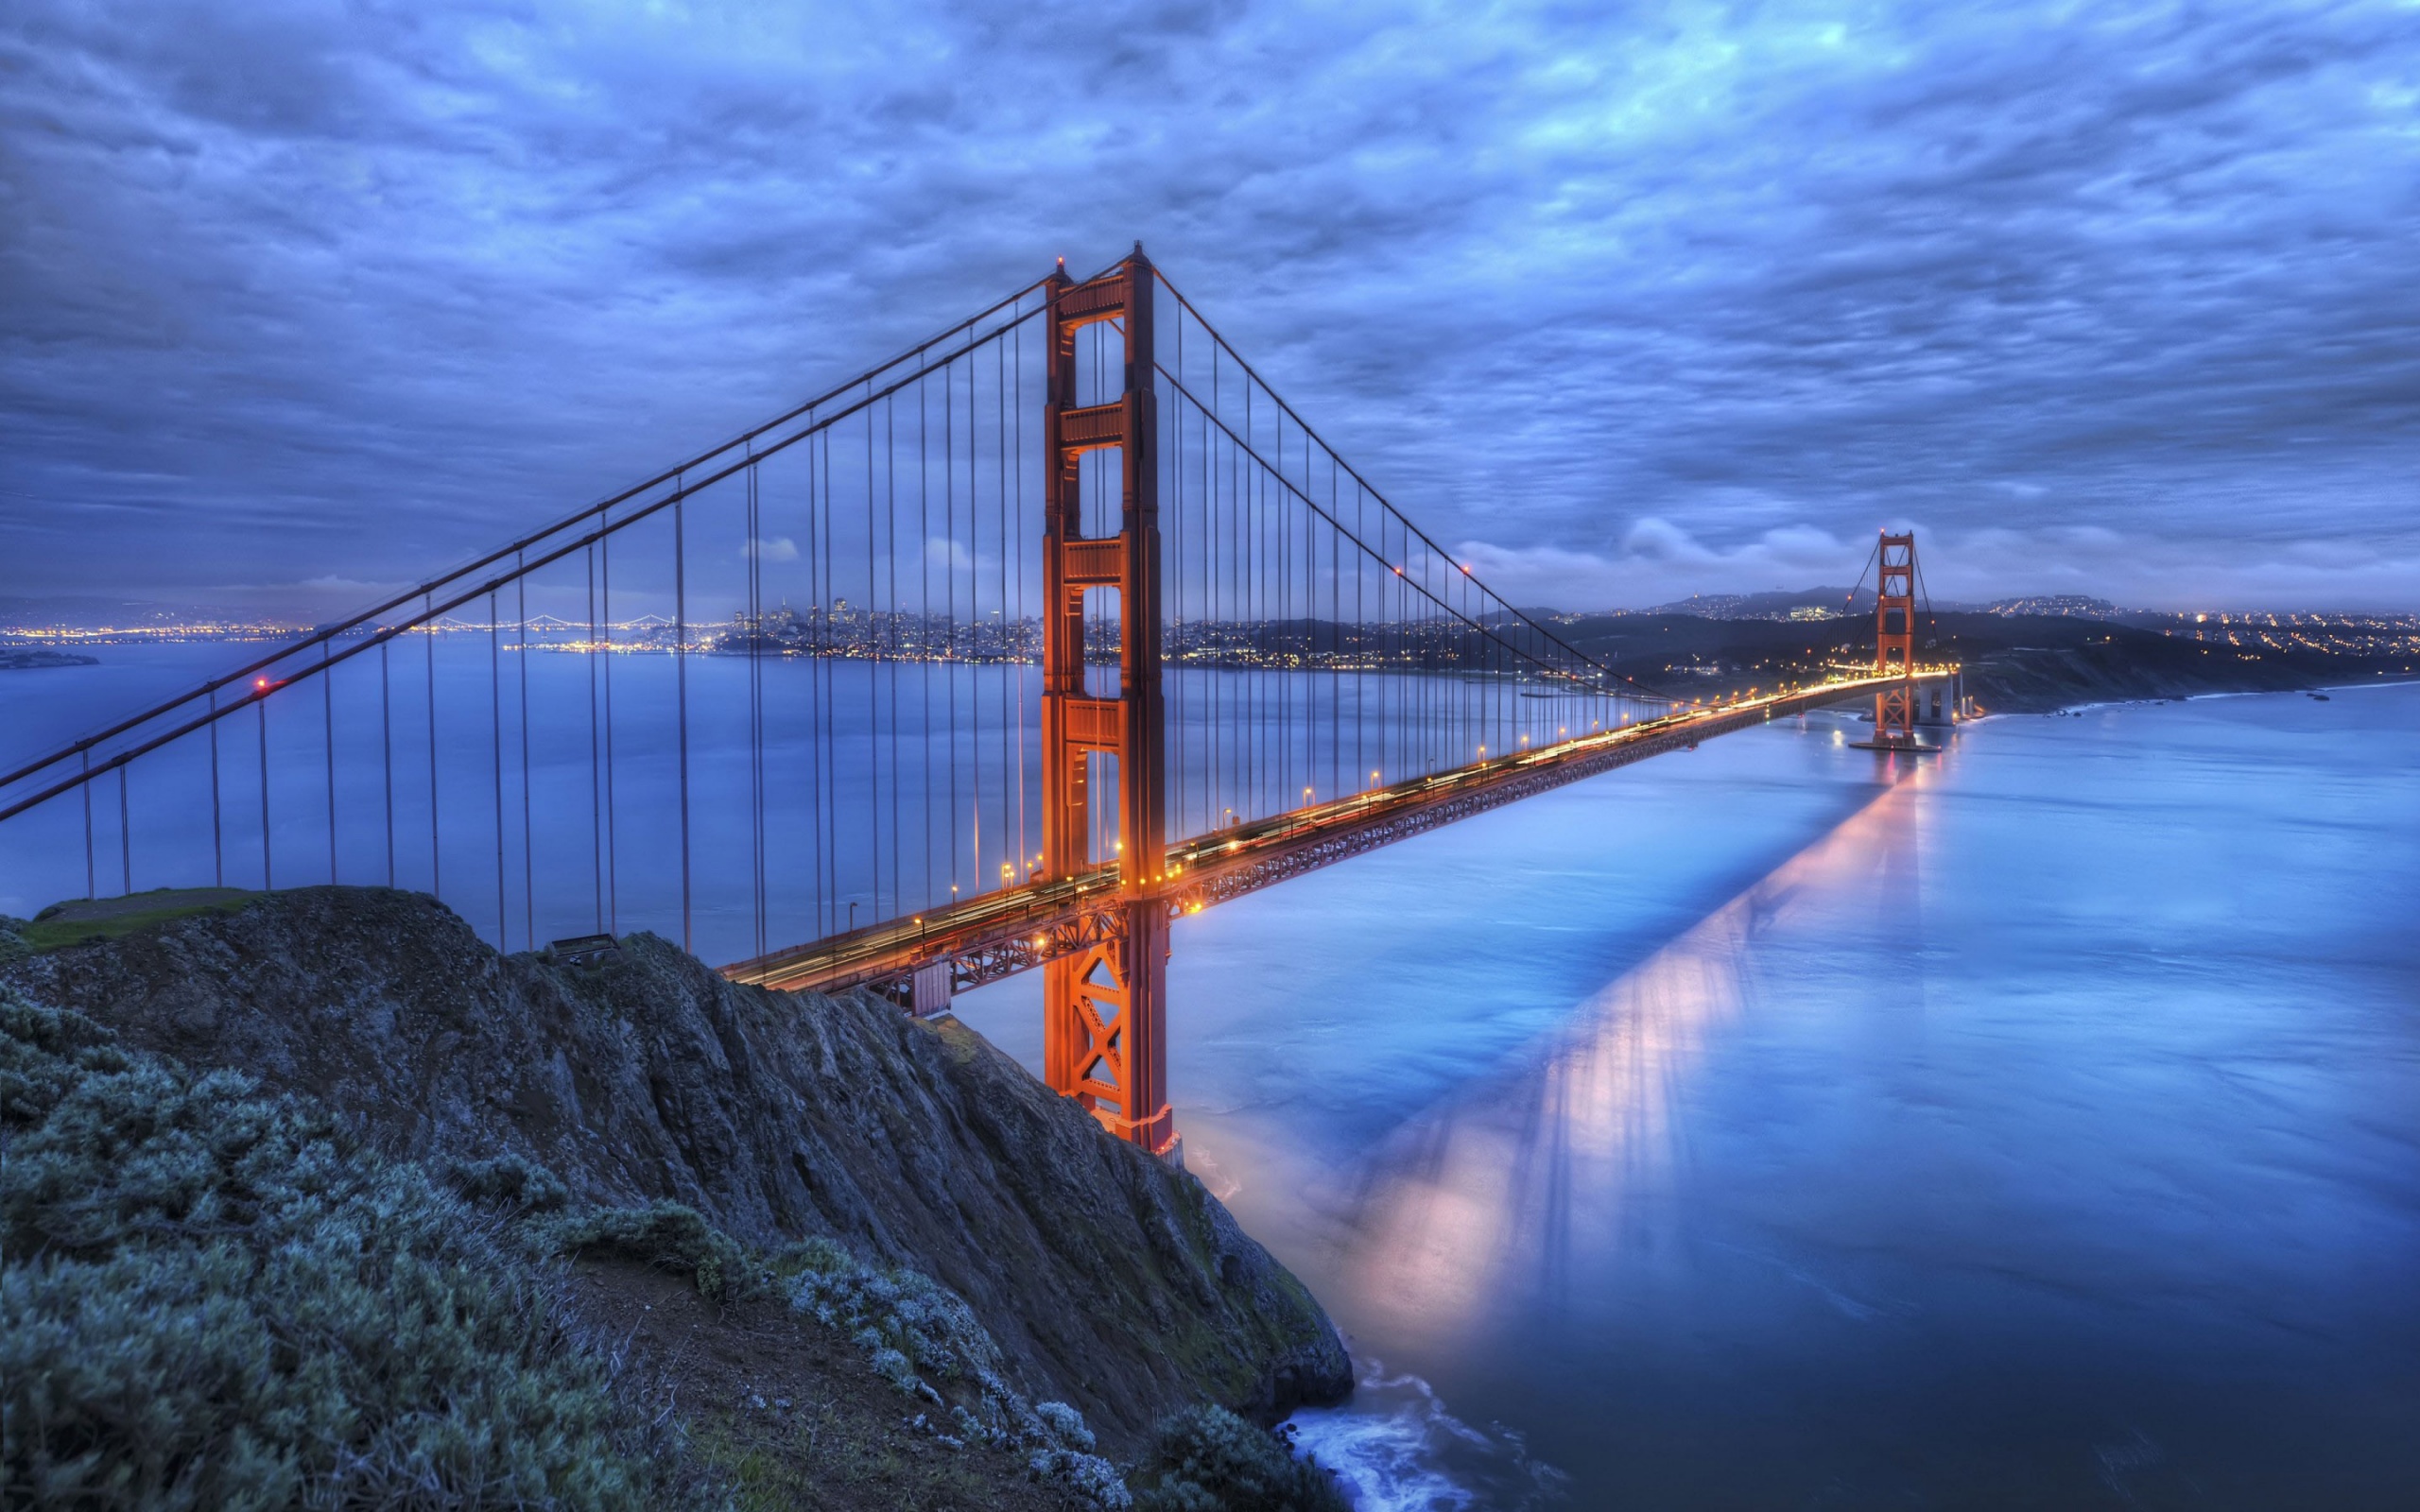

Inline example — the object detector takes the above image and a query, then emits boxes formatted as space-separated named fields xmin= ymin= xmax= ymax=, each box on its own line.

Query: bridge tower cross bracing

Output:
xmin=1039 ymin=248 xmax=1175 ymax=1158
xmin=1874 ymin=530 xmax=1918 ymax=744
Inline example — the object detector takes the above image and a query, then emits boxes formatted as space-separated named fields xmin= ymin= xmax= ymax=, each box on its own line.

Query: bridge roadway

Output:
xmin=722 ymin=669 xmax=1958 ymax=1002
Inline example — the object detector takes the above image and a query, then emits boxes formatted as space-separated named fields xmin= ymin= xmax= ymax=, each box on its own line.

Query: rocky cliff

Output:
xmin=1 ymin=886 xmax=1349 ymax=1452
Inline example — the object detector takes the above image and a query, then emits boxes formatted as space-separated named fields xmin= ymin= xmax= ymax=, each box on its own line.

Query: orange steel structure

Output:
xmin=716 ymin=262 xmax=1962 ymax=1161
xmin=724 ymin=670 xmax=1955 ymax=1002
xmin=1037 ymin=249 xmax=1174 ymax=1156
xmin=1874 ymin=531 xmax=1919 ymax=745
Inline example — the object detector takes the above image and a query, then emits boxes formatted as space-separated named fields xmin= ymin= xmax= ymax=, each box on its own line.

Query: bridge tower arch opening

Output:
xmin=1039 ymin=247 xmax=1175 ymax=1159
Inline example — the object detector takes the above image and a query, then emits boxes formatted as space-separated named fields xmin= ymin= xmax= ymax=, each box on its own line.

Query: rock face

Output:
xmin=2 ymin=886 xmax=1349 ymax=1449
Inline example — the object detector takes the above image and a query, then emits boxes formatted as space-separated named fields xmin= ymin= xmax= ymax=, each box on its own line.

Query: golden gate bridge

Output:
xmin=0 ymin=248 xmax=1958 ymax=1158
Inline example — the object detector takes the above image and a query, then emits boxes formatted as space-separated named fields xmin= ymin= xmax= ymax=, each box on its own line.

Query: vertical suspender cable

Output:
xmin=380 ymin=640 xmax=393 ymax=887
xmin=1169 ymin=302 xmax=1182 ymax=838
xmin=920 ymin=381 xmax=931 ymax=909
xmin=1013 ymin=315 xmax=1028 ymax=881
xmin=823 ymin=421 xmax=838 ymax=932
xmin=82 ymin=749 xmax=94 ymax=899
xmin=1215 ymin=341 xmax=1225 ymax=827
xmin=958 ymin=352 xmax=968 ymax=890
xmin=210 ymin=689 xmax=225 ymax=888
xmin=518 ymin=561 xmax=532 ymax=948
xmin=888 ymin=391 xmax=901 ymax=920
xmin=742 ymin=463 xmax=755 ymax=951
xmin=747 ymin=455 xmax=763 ymax=957
xmin=118 ymin=763 xmax=130 ymax=895
xmin=676 ymin=485 xmax=692 ymax=955
xmin=597 ymin=527 xmax=614 ymax=934
xmin=1243 ymin=377 xmax=1255 ymax=817
xmin=586 ymin=544 xmax=601 ymax=930
xmin=323 ymin=642 xmax=337 ymax=884
xmin=946 ymin=351 xmax=959 ymax=904
xmin=261 ymin=691 xmax=275 ymax=891
xmin=804 ymin=443 xmax=822 ymax=936
xmin=996 ymin=331 xmax=1009 ymax=895
xmin=813 ymin=432 xmax=830 ymax=934
xmin=425 ymin=593 xmax=440 ymax=901
xmin=491 ymin=589 xmax=505 ymax=949
xmin=868 ymin=391 xmax=882 ymax=927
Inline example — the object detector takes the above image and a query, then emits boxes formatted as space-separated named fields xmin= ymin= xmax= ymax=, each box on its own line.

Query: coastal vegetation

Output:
xmin=0 ymin=893 xmax=1353 ymax=1509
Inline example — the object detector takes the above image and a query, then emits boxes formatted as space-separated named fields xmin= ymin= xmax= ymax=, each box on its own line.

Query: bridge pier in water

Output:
xmin=1040 ymin=249 xmax=1176 ymax=1159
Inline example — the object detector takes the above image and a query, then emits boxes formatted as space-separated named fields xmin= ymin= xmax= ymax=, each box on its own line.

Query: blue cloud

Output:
xmin=2 ymin=0 xmax=2414 ymax=610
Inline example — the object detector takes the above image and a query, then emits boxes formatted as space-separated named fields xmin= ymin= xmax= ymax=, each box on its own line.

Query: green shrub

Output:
xmin=444 ymin=1151 xmax=573 ymax=1213
xmin=0 ymin=990 xmax=683 ymax=1510
xmin=1132 ymin=1405 xmax=1351 ymax=1512
xmin=780 ymin=1236 xmax=1132 ymax=1504
xmin=786 ymin=1246 xmax=1003 ymax=1387
xmin=541 ymin=1199 xmax=754 ymax=1303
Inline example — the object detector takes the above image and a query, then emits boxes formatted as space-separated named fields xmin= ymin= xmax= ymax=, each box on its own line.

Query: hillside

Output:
xmin=1 ymin=888 xmax=1352 ymax=1505
xmin=1553 ymin=609 xmax=2412 ymax=712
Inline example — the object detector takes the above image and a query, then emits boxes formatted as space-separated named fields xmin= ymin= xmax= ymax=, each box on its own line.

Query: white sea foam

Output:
xmin=1288 ymin=1357 xmax=1566 ymax=1511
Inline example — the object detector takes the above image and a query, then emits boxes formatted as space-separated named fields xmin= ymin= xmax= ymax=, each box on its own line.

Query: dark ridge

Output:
xmin=1 ymin=885 xmax=1351 ymax=1452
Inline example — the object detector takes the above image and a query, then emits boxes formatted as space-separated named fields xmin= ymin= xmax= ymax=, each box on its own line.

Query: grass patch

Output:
xmin=0 ymin=987 xmax=689 ymax=1509
xmin=14 ymin=887 xmax=260 ymax=951
xmin=544 ymin=1200 xmax=756 ymax=1303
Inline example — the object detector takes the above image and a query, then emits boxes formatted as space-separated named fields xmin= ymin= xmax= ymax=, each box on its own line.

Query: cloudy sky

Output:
xmin=4 ymin=0 xmax=2416 ymax=614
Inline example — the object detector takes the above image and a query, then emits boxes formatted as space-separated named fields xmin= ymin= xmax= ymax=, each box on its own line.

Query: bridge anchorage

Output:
xmin=0 ymin=242 xmax=1962 ymax=1162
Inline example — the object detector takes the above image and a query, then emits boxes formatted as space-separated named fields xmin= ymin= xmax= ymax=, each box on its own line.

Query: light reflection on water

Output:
xmin=966 ymin=685 xmax=2420 ymax=1509
xmin=1328 ymin=770 xmax=1915 ymax=1364
xmin=12 ymin=647 xmax=2416 ymax=1505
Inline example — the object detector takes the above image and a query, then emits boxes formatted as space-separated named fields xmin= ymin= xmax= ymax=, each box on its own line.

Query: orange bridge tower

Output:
xmin=1875 ymin=531 xmax=1919 ymax=745
xmin=1039 ymin=249 xmax=1175 ymax=1159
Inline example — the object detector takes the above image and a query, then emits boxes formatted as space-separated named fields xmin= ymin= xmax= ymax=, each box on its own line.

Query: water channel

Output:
xmin=963 ymin=682 xmax=2420 ymax=1509
xmin=8 ymin=647 xmax=2415 ymax=1507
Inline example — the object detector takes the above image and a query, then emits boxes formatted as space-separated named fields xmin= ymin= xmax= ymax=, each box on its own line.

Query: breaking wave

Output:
xmin=1288 ymin=1356 xmax=1566 ymax=1511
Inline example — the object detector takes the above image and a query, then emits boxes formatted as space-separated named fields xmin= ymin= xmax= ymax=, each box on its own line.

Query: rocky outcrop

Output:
xmin=2 ymin=886 xmax=1349 ymax=1451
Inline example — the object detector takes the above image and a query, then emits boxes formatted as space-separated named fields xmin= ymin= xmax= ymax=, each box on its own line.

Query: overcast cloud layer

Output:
xmin=4 ymin=0 xmax=2416 ymax=613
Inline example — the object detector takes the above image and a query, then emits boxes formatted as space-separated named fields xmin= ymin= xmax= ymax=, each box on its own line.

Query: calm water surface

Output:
xmin=960 ymin=685 xmax=2420 ymax=1509
xmin=9 ymin=650 xmax=2416 ymax=1507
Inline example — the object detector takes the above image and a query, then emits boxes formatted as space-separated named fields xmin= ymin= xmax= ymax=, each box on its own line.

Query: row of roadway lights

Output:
xmin=925 ymin=685 xmax=1810 ymax=952
xmin=893 ymin=672 xmax=1912 ymax=949
xmin=922 ymin=681 xmax=1858 ymax=931
xmin=929 ymin=684 xmax=1822 ymax=930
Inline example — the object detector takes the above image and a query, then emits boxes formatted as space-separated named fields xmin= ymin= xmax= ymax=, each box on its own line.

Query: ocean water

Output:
xmin=0 ymin=640 xmax=1607 ymax=957
xmin=959 ymin=684 xmax=2420 ymax=1509
xmin=9 ymin=646 xmax=2416 ymax=1507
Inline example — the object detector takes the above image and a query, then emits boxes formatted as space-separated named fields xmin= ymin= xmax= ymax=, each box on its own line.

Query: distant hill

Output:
xmin=0 ymin=593 xmax=228 ymax=629
xmin=1983 ymin=594 xmax=2121 ymax=619
xmin=1639 ymin=586 xmax=1870 ymax=620
xmin=1546 ymin=606 xmax=2415 ymax=713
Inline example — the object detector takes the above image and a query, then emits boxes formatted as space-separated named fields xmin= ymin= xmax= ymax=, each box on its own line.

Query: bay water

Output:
xmin=961 ymin=683 xmax=2420 ymax=1509
xmin=7 ymin=646 xmax=2416 ymax=1507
